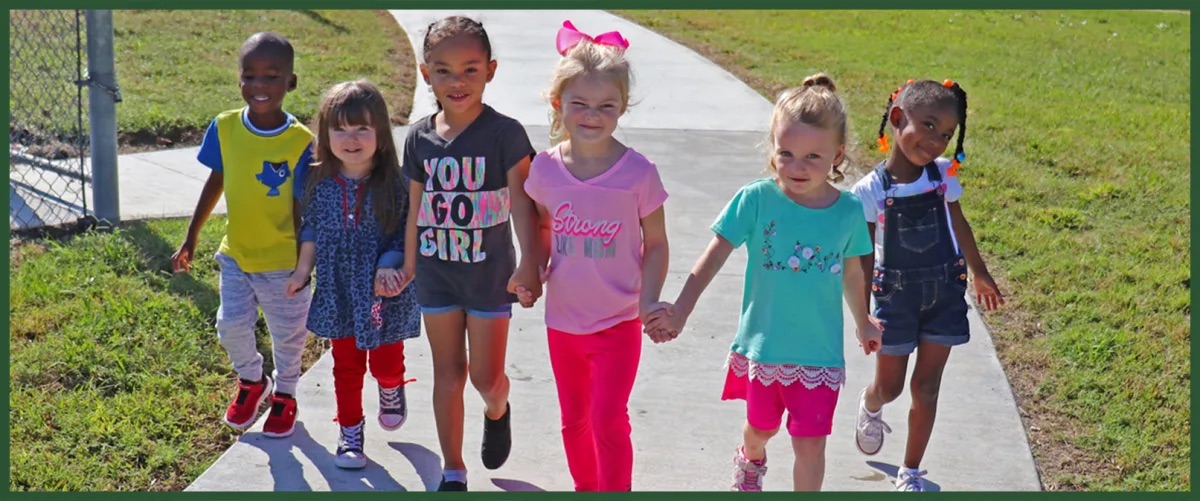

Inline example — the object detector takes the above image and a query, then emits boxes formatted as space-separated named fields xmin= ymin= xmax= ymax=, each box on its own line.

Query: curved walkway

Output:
xmin=171 ymin=9 xmax=1040 ymax=492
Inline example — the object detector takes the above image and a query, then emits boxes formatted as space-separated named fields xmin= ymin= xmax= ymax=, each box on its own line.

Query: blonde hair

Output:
xmin=545 ymin=40 xmax=632 ymax=143
xmin=766 ymin=72 xmax=849 ymax=183
xmin=307 ymin=79 xmax=405 ymax=235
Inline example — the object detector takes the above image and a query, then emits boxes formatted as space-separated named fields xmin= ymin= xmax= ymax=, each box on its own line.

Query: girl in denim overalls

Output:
xmin=849 ymin=79 xmax=1006 ymax=491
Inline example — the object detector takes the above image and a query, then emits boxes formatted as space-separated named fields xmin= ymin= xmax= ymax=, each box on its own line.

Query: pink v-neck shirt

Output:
xmin=524 ymin=145 xmax=669 ymax=335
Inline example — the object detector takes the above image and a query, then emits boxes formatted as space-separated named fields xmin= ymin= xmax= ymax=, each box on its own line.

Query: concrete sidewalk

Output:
xmin=107 ymin=9 xmax=1039 ymax=492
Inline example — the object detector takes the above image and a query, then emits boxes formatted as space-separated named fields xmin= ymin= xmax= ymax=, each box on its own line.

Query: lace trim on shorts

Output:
xmin=725 ymin=351 xmax=845 ymax=390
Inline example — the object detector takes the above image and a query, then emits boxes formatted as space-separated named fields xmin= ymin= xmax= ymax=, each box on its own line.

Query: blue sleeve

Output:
xmin=377 ymin=250 xmax=404 ymax=269
xmin=710 ymin=184 xmax=759 ymax=248
xmin=299 ymin=220 xmax=316 ymax=243
xmin=293 ymin=143 xmax=314 ymax=199
xmin=196 ymin=120 xmax=223 ymax=172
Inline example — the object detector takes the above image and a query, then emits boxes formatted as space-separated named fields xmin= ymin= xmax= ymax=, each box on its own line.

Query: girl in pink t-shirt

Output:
xmin=515 ymin=21 xmax=669 ymax=492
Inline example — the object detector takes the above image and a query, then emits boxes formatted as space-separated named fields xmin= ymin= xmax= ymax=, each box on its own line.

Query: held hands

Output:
xmin=856 ymin=316 xmax=884 ymax=355
xmin=641 ymin=302 xmax=682 ymax=344
xmin=374 ymin=268 xmax=405 ymax=297
xmin=284 ymin=269 xmax=311 ymax=297
xmin=508 ymin=262 xmax=546 ymax=308
xmin=397 ymin=261 xmax=416 ymax=293
xmin=972 ymin=272 xmax=1006 ymax=311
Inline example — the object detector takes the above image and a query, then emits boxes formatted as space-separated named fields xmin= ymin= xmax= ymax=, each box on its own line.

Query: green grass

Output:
xmin=8 ymin=10 xmax=89 ymax=158
xmin=9 ymin=219 xmax=326 ymax=491
xmin=615 ymin=9 xmax=1190 ymax=492
xmin=10 ymin=10 xmax=416 ymax=152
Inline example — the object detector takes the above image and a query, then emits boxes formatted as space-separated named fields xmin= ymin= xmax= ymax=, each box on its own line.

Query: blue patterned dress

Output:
xmin=301 ymin=173 xmax=421 ymax=350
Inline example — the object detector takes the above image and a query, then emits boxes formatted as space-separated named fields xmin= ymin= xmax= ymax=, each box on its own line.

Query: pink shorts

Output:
xmin=721 ymin=355 xmax=842 ymax=438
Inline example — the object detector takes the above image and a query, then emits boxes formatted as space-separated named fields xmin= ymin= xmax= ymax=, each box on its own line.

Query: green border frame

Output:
xmin=3 ymin=0 xmax=1194 ymax=497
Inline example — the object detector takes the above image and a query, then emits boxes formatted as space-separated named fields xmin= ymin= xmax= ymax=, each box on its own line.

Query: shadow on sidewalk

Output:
xmin=241 ymin=421 xmax=410 ymax=491
xmin=390 ymin=442 xmax=442 ymax=492
xmin=865 ymin=461 xmax=943 ymax=492
xmin=387 ymin=441 xmax=549 ymax=492
xmin=492 ymin=478 xmax=546 ymax=491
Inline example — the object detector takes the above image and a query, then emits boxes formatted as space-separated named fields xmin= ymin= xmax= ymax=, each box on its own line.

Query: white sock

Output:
xmin=443 ymin=469 xmax=467 ymax=483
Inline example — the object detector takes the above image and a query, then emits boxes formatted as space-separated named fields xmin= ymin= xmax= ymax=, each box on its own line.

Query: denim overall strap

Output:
xmin=877 ymin=163 xmax=956 ymax=271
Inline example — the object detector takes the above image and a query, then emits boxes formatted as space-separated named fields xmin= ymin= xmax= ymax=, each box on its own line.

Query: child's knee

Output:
xmin=744 ymin=422 xmax=780 ymax=442
xmin=591 ymin=405 xmax=631 ymax=433
xmin=874 ymin=379 xmax=906 ymax=403
xmin=434 ymin=361 xmax=469 ymax=389
xmin=468 ymin=369 xmax=505 ymax=396
xmin=790 ymin=436 xmax=827 ymax=457
xmin=910 ymin=377 xmax=942 ymax=405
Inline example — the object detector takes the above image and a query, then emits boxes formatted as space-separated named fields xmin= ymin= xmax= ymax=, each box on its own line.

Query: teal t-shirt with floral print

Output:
xmin=712 ymin=178 xmax=872 ymax=368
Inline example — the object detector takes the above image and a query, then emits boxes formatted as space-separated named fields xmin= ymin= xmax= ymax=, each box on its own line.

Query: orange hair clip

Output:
xmin=949 ymin=158 xmax=961 ymax=176
xmin=878 ymin=134 xmax=890 ymax=153
xmin=943 ymin=79 xmax=955 ymax=88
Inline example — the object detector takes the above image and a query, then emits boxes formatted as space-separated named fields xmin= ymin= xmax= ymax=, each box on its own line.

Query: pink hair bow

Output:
xmin=555 ymin=20 xmax=629 ymax=55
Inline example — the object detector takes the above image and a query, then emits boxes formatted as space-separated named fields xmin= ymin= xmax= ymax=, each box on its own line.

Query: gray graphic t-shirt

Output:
xmin=401 ymin=105 xmax=535 ymax=310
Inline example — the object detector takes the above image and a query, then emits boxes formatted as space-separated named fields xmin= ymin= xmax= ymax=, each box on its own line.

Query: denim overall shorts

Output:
xmin=871 ymin=162 xmax=971 ymax=356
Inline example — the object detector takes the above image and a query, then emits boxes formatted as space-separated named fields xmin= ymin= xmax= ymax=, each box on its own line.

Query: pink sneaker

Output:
xmin=731 ymin=446 xmax=767 ymax=491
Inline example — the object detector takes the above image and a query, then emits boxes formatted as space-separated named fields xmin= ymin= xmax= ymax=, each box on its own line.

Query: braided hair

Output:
xmin=877 ymin=79 xmax=969 ymax=175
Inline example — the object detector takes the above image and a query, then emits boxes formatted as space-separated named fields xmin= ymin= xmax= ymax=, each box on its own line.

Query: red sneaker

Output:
xmin=262 ymin=393 xmax=298 ymax=438
xmin=224 ymin=376 xmax=273 ymax=430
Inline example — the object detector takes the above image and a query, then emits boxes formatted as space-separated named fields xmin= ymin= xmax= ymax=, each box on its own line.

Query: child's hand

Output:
xmin=284 ymin=270 xmax=310 ymax=297
xmin=972 ymin=272 xmax=1006 ymax=311
xmin=972 ymin=273 xmax=1005 ymax=311
xmin=856 ymin=316 xmax=884 ymax=355
xmin=375 ymin=268 xmax=402 ymax=297
xmin=508 ymin=262 xmax=543 ymax=308
xmin=642 ymin=302 xmax=681 ymax=344
xmin=170 ymin=240 xmax=196 ymax=273
xmin=398 ymin=262 xmax=415 ymax=292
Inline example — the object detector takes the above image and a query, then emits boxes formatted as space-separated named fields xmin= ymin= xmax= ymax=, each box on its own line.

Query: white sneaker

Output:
xmin=855 ymin=388 xmax=891 ymax=455
xmin=334 ymin=420 xmax=367 ymax=469
xmin=895 ymin=468 xmax=928 ymax=492
xmin=378 ymin=385 xmax=407 ymax=431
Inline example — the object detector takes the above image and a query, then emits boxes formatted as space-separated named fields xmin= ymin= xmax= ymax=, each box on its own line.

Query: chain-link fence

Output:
xmin=9 ymin=10 xmax=92 ymax=231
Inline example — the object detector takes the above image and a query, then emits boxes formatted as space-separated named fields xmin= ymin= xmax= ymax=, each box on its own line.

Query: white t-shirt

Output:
xmin=850 ymin=157 xmax=962 ymax=261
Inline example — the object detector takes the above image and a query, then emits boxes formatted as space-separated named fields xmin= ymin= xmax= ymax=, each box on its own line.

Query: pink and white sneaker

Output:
xmin=731 ymin=446 xmax=768 ymax=491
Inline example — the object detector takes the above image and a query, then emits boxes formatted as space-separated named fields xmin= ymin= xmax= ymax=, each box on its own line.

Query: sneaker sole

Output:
xmin=855 ymin=434 xmax=883 ymax=456
xmin=855 ymin=388 xmax=883 ymax=456
xmin=334 ymin=457 xmax=367 ymax=470
xmin=223 ymin=376 xmax=274 ymax=430
xmin=262 ymin=407 xmax=298 ymax=438
xmin=378 ymin=412 xmax=406 ymax=431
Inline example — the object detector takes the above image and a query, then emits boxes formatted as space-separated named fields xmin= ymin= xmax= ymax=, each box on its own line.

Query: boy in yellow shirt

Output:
xmin=171 ymin=32 xmax=312 ymax=438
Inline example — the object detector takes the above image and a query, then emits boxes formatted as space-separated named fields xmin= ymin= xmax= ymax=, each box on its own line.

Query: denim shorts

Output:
xmin=419 ymin=302 xmax=512 ymax=319
xmin=872 ymin=259 xmax=971 ymax=356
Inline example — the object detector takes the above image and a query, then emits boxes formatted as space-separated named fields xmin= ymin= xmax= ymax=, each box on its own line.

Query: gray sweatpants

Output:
xmin=214 ymin=252 xmax=311 ymax=395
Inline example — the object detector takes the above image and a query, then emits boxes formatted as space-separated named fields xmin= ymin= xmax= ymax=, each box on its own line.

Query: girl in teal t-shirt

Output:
xmin=645 ymin=73 xmax=881 ymax=492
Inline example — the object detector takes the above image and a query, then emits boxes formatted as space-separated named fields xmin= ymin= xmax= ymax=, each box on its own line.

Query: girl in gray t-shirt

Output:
xmin=399 ymin=16 xmax=540 ymax=492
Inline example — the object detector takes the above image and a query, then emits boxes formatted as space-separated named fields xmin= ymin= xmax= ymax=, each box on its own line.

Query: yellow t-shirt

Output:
xmin=196 ymin=108 xmax=313 ymax=273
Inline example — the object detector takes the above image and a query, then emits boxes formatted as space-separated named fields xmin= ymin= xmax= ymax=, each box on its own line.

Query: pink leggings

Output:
xmin=548 ymin=319 xmax=643 ymax=492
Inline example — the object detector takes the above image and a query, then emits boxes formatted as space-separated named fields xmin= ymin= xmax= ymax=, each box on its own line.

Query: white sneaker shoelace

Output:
xmin=896 ymin=469 xmax=928 ymax=492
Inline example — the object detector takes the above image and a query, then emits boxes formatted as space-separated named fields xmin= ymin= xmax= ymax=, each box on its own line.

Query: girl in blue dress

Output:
xmin=285 ymin=80 xmax=421 ymax=470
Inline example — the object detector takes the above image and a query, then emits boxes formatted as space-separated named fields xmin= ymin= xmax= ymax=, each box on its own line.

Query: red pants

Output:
xmin=331 ymin=337 xmax=407 ymax=426
xmin=548 ymin=319 xmax=642 ymax=491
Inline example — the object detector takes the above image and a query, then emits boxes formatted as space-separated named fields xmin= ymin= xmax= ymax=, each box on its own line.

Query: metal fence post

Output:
xmin=85 ymin=10 xmax=120 ymax=226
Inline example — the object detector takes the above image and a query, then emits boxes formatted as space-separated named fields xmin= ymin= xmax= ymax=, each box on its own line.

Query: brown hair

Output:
xmin=306 ymin=79 xmax=405 ymax=235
